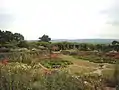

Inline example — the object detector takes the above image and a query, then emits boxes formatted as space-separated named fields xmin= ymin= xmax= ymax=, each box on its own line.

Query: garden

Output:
xmin=0 ymin=30 xmax=118 ymax=90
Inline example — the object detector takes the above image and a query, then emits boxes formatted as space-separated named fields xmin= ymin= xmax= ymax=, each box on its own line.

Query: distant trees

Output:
xmin=39 ymin=34 xmax=51 ymax=42
xmin=80 ymin=43 xmax=88 ymax=51
xmin=25 ymin=39 xmax=119 ymax=52
xmin=46 ymin=41 xmax=119 ymax=52
xmin=1 ymin=30 xmax=119 ymax=53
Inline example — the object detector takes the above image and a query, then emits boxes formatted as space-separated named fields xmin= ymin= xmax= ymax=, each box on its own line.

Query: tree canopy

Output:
xmin=39 ymin=34 xmax=51 ymax=42
xmin=0 ymin=30 xmax=24 ymax=47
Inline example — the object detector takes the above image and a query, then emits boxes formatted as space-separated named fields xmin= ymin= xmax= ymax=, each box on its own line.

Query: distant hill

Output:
xmin=27 ymin=40 xmax=39 ymax=42
xmin=27 ymin=39 xmax=119 ymax=44
xmin=51 ymin=39 xmax=119 ymax=44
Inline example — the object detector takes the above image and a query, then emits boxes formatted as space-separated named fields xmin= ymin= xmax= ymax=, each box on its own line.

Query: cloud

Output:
xmin=0 ymin=1 xmax=16 ymax=29
xmin=0 ymin=0 xmax=118 ymax=39
xmin=0 ymin=13 xmax=15 ymax=28
xmin=101 ymin=0 xmax=119 ymax=26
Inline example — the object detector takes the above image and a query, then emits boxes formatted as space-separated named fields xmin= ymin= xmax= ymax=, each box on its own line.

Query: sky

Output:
xmin=0 ymin=0 xmax=118 ymax=40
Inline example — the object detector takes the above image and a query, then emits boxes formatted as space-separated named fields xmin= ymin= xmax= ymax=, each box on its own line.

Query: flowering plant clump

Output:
xmin=2 ymin=59 xmax=9 ymax=65
xmin=0 ymin=62 xmax=33 ymax=90
xmin=0 ymin=61 xmax=106 ymax=90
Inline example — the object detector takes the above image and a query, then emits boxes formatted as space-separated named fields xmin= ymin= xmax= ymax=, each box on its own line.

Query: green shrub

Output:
xmin=73 ymin=53 xmax=118 ymax=64
xmin=40 ymin=59 xmax=73 ymax=69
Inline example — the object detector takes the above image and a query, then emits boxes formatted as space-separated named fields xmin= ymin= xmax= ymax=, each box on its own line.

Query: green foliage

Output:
xmin=27 ymin=42 xmax=38 ymax=49
xmin=17 ymin=41 xmax=29 ymax=48
xmin=50 ymin=41 xmax=118 ymax=52
xmin=72 ymin=51 xmax=119 ymax=64
xmin=40 ymin=59 xmax=73 ymax=69
xmin=27 ymin=41 xmax=50 ymax=50
xmin=36 ymin=41 xmax=50 ymax=47
xmin=0 ymin=30 xmax=24 ymax=48
xmin=112 ymin=40 xmax=119 ymax=45
xmin=13 ymin=33 xmax=24 ymax=42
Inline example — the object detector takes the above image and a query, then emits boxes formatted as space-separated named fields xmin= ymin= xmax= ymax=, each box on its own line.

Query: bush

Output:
xmin=73 ymin=51 xmax=119 ymax=64
xmin=17 ymin=41 xmax=29 ymax=48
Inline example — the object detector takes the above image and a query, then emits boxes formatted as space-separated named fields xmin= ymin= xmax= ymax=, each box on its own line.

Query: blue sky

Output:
xmin=0 ymin=0 xmax=118 ymax=40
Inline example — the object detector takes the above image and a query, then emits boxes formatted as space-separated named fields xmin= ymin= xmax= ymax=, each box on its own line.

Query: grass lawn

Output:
xmin=59 ymin=55 xmax=98 ymax=74
xmin=59 ymin=54 xmax=115 ymax=76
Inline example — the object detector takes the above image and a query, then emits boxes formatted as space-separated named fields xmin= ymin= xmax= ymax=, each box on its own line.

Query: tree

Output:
xmin=0 ymin=30 xmax=24 ymax=47
xmin=39 ymin=34 xmax=51 ymax=42
xmin=0 ymin=30 xmax=14 ymax=45
xmin=112 ymin=41 xmax=119 ymax=45
xmin=13 ymin=33 xmax=24 ymax=42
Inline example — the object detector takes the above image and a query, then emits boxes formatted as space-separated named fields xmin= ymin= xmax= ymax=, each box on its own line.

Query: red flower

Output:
xmin=2 ymin=59 xmax=8 ymax=65
xmin=50 ymin=54 xmax=58 ymax=58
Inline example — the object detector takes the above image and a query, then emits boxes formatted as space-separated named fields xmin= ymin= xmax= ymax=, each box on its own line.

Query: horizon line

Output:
xmin=26 ymin=38 xmax=119 ymax=41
